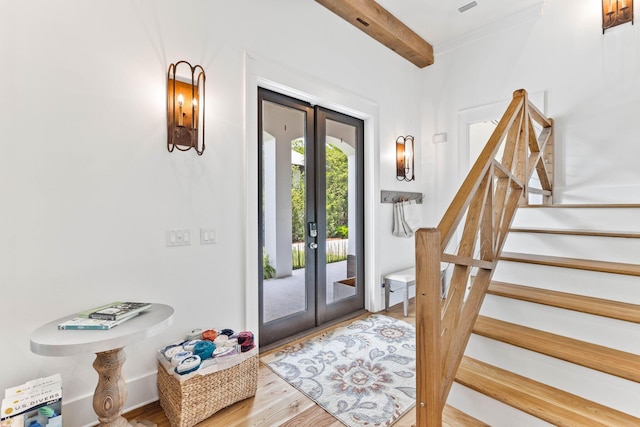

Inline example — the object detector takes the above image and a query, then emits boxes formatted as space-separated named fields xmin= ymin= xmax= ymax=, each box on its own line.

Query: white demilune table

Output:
xmin=31 ymin=303 xmax=174 ymax=427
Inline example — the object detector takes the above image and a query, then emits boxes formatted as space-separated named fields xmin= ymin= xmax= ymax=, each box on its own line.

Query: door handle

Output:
xmin=308 ymin=222 xmax=318 ymax=238
xmin=309 ymin=242 xmax=318 ymax=250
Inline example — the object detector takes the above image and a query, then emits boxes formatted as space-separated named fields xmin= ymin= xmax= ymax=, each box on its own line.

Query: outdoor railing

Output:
xmin=414 ymin=89 xmax=554 ymax=425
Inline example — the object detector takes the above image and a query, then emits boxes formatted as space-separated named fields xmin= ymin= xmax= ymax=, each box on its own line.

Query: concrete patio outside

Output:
xmin=263 ymin=260 xmax=355 ymax=322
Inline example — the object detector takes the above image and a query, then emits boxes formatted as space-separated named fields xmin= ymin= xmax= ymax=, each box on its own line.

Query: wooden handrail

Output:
xmin=415 ymin=89 xmax=554 ymax=426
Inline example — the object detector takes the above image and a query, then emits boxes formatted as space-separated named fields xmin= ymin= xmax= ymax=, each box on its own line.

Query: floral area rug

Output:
xmin=262 ymin=314 xmax=416 ymax=427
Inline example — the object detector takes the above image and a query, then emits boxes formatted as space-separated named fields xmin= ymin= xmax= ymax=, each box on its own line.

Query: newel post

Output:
xmin=415 ymin=228 xmax=444 ymax=426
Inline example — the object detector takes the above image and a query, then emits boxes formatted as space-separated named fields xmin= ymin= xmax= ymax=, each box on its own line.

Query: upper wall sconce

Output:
xmin=396 ymin=135 xmax=415 ymax=182
xmin=603 ymin=0 xmax=634 ymax=33
xmin=167 ymin=61 xmax=206 ymax=155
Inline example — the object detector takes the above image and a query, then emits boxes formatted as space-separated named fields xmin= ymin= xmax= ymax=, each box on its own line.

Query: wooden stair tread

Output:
xmin=518 ymin=204 xmax=640 ymax=208
xmin=443 ymin=404 xmax=489 ymax=427
xmin=499 ymin=251 xmax=640 ymax=276
xmin=456 ymin=356 xmax=640 ymax=426
xmin=509 ymin=227 xmax=640 ymax=239
xmin=488 ymin=281 xmax=640 ymax=323
xmin=474 ymin=315 xmax=640 ymax=382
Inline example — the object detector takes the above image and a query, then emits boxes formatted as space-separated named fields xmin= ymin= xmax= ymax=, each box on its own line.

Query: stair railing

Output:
xmin=415 ymin=89 xmax=554 ymax=425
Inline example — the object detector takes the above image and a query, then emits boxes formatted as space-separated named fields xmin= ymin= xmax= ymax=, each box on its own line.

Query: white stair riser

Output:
xmin=461 ymin=206 xmax=640 ymax=423
xmin=502 ymin=233 xmax=640 ymax=264
xmin=493 ymin=261 xmax=640 ymax=302
xmin=465 ymin=334 xmax=640 ymax=417
xmin=447 ymin=382 xmax=554 ymax=427
xmin=513 ymin=207 xmax=640 ymax=231
xmin=479 ymin=294 xmax=640 ymax=355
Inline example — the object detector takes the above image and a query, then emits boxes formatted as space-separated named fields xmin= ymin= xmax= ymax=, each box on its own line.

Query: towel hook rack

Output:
xmin=380 ymin=190 xmax=424 ymax=204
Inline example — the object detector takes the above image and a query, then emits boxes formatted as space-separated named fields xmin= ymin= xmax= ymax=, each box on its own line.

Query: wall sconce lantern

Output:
xmin=167 ymin=61 xmax=206 ymax=155
xmin=603 ymin=0 xmax=634 ymax=33
xmin=396 ymin=135 xmax=415 ymax=182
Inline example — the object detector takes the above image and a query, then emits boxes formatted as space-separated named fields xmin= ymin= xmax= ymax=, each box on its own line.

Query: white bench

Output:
xmin=384 ymin=267 xmax=447 ymax=317
xmin=384 ymin=268 xmax=415 ymax=317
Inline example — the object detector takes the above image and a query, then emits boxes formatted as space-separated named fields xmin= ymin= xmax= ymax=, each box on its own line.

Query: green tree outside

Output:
xmin=325 ymin=143 xmax=348 ymax=239
xmin=291 ymin=138 xmax=306 ymax=243
xmin=290 ymin=139 xmax=349 ymax=269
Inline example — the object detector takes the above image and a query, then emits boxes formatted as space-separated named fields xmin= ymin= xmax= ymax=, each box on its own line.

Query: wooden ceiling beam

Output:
xmin=315 ymin=0 xmax=434 ymax=68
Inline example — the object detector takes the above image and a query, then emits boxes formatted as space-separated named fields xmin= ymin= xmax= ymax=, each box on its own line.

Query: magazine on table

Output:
xmin=57 ymin=313 xmax=140 ymax=330
xmin=87 ymin=302 xmax=152 ymax=321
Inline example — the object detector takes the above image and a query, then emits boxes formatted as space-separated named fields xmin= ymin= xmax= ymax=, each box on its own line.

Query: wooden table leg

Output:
xmin=93 ymin=348 xmax=130 ymax=427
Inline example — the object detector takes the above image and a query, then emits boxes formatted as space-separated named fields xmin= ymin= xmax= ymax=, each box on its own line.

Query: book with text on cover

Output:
xmin=1 ymin=374 xmax=62 ymax=425
xmin=57 ymin=313 xmax=139 ymax=330
xmin=88 ymin=302 xmax=152 ymax=321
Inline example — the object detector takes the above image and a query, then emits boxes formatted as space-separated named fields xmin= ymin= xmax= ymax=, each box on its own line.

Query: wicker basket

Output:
xmin=157 ymin=349 xmax=259 ymax=427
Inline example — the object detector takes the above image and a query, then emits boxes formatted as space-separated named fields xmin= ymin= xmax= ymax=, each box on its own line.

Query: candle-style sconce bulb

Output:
xmin=191 ymin=98 xmax=198 ymax=130
xmin=177 ymin=94 xmax=184 ymax=126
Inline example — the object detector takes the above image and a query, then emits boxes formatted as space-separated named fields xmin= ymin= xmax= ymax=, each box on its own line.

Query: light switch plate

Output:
xmin=166 ymin=230 xmax=191 ymax=247
xmin=200 ymin=228 xmax=216 ymax=244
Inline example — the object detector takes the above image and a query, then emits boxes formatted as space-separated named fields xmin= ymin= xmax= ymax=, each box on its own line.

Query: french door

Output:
xmin=258 ymin=88 xmax=364 ymax=346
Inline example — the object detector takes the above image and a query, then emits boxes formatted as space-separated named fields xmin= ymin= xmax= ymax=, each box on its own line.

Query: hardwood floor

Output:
xmin=124 ymin=302 xmax=417 ymax=427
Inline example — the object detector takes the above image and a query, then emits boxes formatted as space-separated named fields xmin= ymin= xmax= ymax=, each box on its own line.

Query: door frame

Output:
xmin=458 ymin=91 xmax=546 ymax=180
xmin=244 ymin=54 xmax=382 ymax=347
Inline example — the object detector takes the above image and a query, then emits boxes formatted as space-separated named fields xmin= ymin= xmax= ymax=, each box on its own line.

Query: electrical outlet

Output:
xmin=200 ymin=228 xmax=216 ymax=244
xmin=166 ymin=230 xmax=191 ymax=247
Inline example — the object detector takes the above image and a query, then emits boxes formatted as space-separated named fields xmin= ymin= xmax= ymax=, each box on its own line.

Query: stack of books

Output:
xmin=57 ymin=302 xmax=152 ymax=330
xmin=1 ymin=373 xmax=62 ymax=426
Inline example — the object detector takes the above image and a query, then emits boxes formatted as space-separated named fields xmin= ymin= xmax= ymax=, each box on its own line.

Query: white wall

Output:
xmin=422 ymin=0 xmax=640 ymax=210
xmin=0 ymin=1 xmax=424 ymax=425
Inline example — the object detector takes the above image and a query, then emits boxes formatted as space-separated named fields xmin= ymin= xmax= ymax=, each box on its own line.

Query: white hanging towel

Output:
xmin=392 ymin=200 xmax=422 ymax=238
xmin=402 ymin=200 xmax=422 ymax=233
xmin=392 ymin=202 xmax=405 ymax=237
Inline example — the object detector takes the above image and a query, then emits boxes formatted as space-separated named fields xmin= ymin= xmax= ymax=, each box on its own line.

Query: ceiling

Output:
xmin=374 ymin=0 xmax=544 ymax=49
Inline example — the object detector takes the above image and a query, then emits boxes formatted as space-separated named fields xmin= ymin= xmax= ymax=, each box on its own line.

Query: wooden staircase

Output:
xmin=447 ymin=205 xmax=640 ymax=425
xmin=456 ymin=357 xmax=640 ymax=427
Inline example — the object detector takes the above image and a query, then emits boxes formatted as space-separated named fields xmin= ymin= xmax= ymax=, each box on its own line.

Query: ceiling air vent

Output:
xmin=458 ymin=1 xmax=478 ymax=13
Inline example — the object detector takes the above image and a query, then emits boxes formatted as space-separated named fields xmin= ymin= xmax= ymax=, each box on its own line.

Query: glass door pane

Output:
xmin=261 ymin=101 xmax=306 ymax=321
xmin=316 ymin=107 xmax=364 ymax=323
xmin=259 ymin=89 xmax=315 ymax=345
xmin=324 ymin=119 xmax=357 ymax=303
